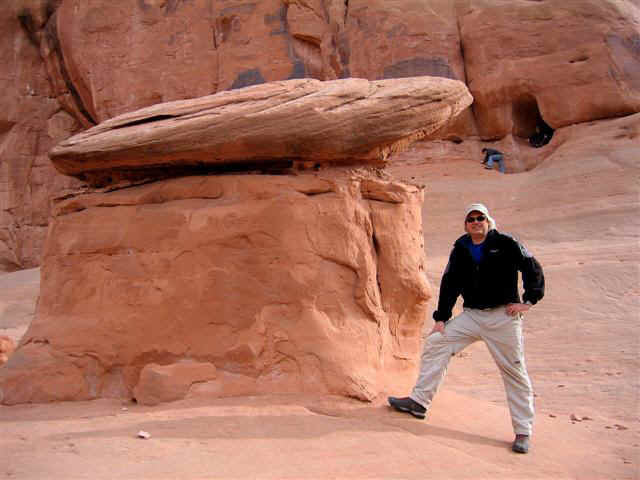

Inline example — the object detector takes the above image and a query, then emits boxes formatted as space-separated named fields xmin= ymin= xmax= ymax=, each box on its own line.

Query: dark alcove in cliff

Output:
xmin=511 ymin=95 xmax=554 ymax=147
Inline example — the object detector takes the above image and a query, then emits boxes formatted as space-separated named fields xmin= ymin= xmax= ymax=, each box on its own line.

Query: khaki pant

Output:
xmin=410 ymin=307 xmax=534 ymax=435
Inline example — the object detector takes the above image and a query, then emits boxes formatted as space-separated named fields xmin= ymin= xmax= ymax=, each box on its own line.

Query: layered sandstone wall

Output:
xmin=459 ymin=0 xmax=640 ymax=138
xmin=2 ymin=0 xmax=639 ymax=269
xmin=0 ymin=1 xmax=82 ymax=271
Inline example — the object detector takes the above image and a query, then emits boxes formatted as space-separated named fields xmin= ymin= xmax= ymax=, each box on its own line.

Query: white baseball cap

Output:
xmin=464 ymin=203 xmax=496 ymax=230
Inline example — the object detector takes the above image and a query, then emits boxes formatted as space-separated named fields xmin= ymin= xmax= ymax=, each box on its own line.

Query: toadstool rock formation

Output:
xmin=0 ymin=76 xmax=471 ymax=405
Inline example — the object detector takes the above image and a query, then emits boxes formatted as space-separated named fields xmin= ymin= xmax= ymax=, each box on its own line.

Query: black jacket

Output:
xmin=433 ymin=229 xmax=545 ymax=322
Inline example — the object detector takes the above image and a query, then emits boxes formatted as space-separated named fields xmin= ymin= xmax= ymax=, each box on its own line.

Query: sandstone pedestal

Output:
xmin=0 ymin=173 xmax=430 ymax=404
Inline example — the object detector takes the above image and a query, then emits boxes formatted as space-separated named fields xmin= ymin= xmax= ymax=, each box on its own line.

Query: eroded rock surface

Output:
xmin=0 ymin=173 xmax=430 ymax=404
xmin=134 ymin=361 xmax=218 ymax=406
xmin=0 ymin=1 xmax=83 ymax=271
xmin=50 ymin=77 xmax=472 ymax=184
xmin=459 ymin=0 xmax=640 ymax=138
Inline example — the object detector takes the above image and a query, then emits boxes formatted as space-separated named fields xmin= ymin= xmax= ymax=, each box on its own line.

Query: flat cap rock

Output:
xmin=50 ymin=76 xmax=472 ymax=179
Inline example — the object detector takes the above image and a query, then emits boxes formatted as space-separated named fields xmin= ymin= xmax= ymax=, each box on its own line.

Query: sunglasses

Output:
xmin=466 ymin=214 xmax=486 ymax=223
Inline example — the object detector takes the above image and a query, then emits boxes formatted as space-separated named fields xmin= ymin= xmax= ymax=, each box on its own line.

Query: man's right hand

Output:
xmin=429 ymin=321 xmax=446 ymax=335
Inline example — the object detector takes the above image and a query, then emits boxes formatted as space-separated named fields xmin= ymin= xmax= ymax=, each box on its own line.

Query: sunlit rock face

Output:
xmin=458 ymin=0 xmax=640 ymax=138
xmin=0 ymin=173 xmax=431 ymax=404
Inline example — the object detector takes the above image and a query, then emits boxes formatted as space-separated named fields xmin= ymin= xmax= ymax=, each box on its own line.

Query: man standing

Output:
xmin=388 ymin=203 xmax=545 ymax=454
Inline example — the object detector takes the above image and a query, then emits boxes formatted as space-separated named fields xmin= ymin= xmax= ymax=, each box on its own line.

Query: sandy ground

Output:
xmin=0 ymin=391 xmax=634 ymax=479
xmin=1 ymin=116 xmax=639 ymax=479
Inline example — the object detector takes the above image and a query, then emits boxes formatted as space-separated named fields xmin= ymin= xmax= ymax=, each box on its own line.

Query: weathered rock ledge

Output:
xmin=50 ymin=77 xmax=472 ymax=185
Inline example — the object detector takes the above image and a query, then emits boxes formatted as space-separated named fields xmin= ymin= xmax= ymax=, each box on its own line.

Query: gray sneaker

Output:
xmin=388 ymin=396 xmax=426 ymax=419
xmin=512 ymin=434 xmax=530 ymax=454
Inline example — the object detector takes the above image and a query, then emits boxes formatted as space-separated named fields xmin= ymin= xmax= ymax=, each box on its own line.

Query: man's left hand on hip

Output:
xmin=506 ymin=303 xmax=531 ymax=316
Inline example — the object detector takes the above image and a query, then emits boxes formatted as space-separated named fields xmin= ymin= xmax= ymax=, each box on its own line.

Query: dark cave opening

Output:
xmin=511 ymin=95 xmax=554 ymax=147
xmin=512 ymin=95 xmax=542 ymax=138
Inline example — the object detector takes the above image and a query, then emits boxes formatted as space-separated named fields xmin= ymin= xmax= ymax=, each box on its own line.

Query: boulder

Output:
xmin=0 ymin=172 xmax=431 ymax=403
xmin=0 ymin=342 xmax=89 ymax=404
xmin=133 ymin=361 xmax=218 ymax=406
xmin=49 ymin=77 xmax=472 ymax=184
